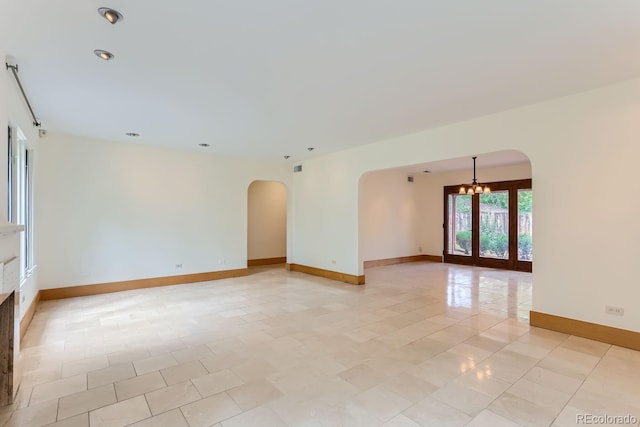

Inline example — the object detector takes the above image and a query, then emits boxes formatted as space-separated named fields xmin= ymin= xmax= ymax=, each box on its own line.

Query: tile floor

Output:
xmin=2 ymin=262 xmax=640 ymax=427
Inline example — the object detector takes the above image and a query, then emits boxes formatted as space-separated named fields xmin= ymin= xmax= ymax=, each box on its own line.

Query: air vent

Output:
xmin=407 ymin=176 xmax=414 ymax=183
xmin=294 ymin=165 xmax=303 ymax=173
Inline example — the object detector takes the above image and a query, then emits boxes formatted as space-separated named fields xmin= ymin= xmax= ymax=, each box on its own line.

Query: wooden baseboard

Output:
xmin=20 ymin=291 xmax=40 ymax=340
xmin=40 ymin=269 xmax=249 ymax=301
xmin=248 ymin=257 xmax=287 ymax=267
xmin=364 ymin=254 xmax=442 ymax=268
xmin=286 ymin=263 xmax=365 ymax=285
xmin=530 ymin=311 xmax=640 ymax=351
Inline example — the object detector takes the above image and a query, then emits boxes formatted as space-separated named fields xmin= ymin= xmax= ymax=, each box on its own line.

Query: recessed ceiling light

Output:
xmin=126 ymin=132 xmax=139 ymax=137
xmin=307 ymin=147 xmax=315 ymax=151
xmin=94 ymin=49 xmax=114 ymax=61
xmin=198 ymin=143 xmax=210 ymax=147
xmin=284 ymin=155 xmax=290 ymax=159
xmin=98 ymin=7 xmax=123 ymax=24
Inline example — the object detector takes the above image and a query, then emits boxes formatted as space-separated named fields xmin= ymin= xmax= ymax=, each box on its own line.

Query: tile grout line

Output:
xmin=548 ymin=342 xmax=612 ymax=426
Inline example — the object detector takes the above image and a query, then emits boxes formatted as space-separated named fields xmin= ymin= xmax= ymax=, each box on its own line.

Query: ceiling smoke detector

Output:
xmin=125 ymin=132 xmax=139 ymax=137
xmin=198 ymin=143 xmax=210 ymax=147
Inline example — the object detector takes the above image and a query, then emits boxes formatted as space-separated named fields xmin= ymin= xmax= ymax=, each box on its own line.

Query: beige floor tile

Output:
xmin=133 ymin=354 xmax=178 ymax=376
xmin=199 ymin=353 xmax=245 ymax=374
xmin=11 ymin=264 xmax=640 ymax=427
xmin=87 ymin=363 xmax=136 ymax=389
xmin=559 ymin=335 xmax=611 ymax=357
xmin=314 ymin=401 xmax=384 ymax=426
xmin=171 ymin=345 xmax=214 ymax=363
xmin=382 ymin=373 xmax=438 ymax=403
xmin=489 ymin=393 xmax=559 ymax=427
xmin=6 ymin=400 xmax=58 ymax=427
xmin=231 ymin=359 xmax=278 ymax=381
xmin=403 ymin=396 xmax=472 ymax=427
xmin=338 ymin=363 xmax=390 ymax=390
xmin=57 ymin=384 xmax=116 ymax=420
xmin=180 ymin=392 xmax=242 ymax=427
xmin=537 ymin=347 xmax=600 ymax=379
xmin=521 ymin=366 xmax=583 ymax=395
xmin=30 ymin=374 xmax=87 ymax=405
xmin=455 ymin=369 xmax=511 ymax=399
xmin=115 ymin=371 xmax=166 ymax=401
xmin=192 ymin=369 xmax=245 ymax=397
xmin=221 ymin=404 xmax=286 ymax=427
xmin=89 ymin=395 xmax=151 ymax=427
xmin=107 ymin=349 xmax=151 ymax=366
xmin=381 ymin=414 xmax=422 ymax=427
xmin=61 ymin=355 xmax=109 ymax=378
xmin=43 ymin=413 xmax=88 ymax=427
xmin=431 ymin=381 xmax=494 ymax=416
xmin=267 ymin=366 xmax=319 ymax=395
xmin=352 ymin=385 xmax=413 ymax=422
xmin=159 ymin=360 xmax=208 ymax=385
xmin=227 ymin=379 xmax=283 ymax=411
xmin=145 ymin=381 xmax=201 ymax=415
xmin=447 ymin=342 xmax=494 ymax=362
xmin=127 ymin=409 xmax=189 ymax=427
xmin=466 ymin=409 xmax=521 ymax=427
xmin=567 ymin=388 xmax=640 ymax=420
xmin=508 ymin=378 xmax=573 ymax=410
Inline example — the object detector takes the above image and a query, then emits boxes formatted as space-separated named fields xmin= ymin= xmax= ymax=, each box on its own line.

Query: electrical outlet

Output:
xmin=331 ymin=260 xmax=337 ymax=265
xmin=418 ymin=246 xmax=423 ymax=253
xmin=175 ymin=263 xmax=183 ymax=269
xmin=605 ymin=305 xmax=624 ymax=316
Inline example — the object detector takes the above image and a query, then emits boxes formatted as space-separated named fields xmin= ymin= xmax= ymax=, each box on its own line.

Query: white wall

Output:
xmin=415 ymin=163 xmax=532 ymax=257
xmin=358 ymin=164 xmax=531 ymax=262
xmin=35 ymin=133 xmax=291 ymax=289
xmin=291 ymin=77 xmax=640 ymax=332
xmin=247 ymin=181 xmax=287 ymax=260
xmin=359 ymin=170 xmax=421 ymax=261
xmin=1 ymin=50 xmax=40 ymax=319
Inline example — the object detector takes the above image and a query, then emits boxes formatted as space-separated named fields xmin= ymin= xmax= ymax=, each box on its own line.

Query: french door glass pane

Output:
xmin=518 ymin=189 xmax=533 ymax=261
xmin=479 ymin=191 xmax=509 ymax=259
xmin=447 ymin=194 xmax=472 ymax=256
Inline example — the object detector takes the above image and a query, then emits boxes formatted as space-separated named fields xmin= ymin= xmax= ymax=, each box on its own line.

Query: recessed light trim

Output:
xmin=98 ymin=7 xmax=123 ymax=24
xmin=94 ymin=49 xmax=114 ymax=61
xmin=198 ymin=143 xmax=210 ymax=147
xmin=125 ymin=132 xmax=139 ymax=137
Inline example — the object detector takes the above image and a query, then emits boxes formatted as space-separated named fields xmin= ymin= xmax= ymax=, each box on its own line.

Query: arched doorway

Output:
xmin=247 ymin=180 xmax=287 ymax=267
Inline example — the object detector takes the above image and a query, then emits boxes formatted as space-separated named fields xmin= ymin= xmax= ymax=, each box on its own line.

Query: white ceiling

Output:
xmin=3 ymin=1 xmax=640 ymax=160
xmin=399 ymin=150 xmax=530 ymax=175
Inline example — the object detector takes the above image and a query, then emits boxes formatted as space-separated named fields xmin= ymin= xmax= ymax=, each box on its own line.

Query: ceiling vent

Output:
xmin=294 ymin=165 xmax=303 ymax=173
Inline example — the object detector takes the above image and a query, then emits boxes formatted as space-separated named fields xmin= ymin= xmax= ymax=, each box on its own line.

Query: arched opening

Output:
xmin=358 ymin=150 xmax=532 ymax=270
xmin=247 ymin=180 xmax=288 ymax=269
xmin=358 ymin=150 xmax=532 ymax=317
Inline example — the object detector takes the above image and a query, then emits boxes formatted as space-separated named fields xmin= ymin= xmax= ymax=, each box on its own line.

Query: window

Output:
xmin=8 ymin=127 xmax=34 ymax=282
xmin=444 ymin=179 xmax=532 ymax=272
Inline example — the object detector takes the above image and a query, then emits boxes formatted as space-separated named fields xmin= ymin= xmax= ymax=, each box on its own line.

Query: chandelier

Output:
xmin=459 ymin=156 xmax=490 ymax=195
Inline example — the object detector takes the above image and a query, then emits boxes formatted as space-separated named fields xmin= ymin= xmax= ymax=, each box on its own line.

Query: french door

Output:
xmin=444 ymin=179 xmax=532 ymax=272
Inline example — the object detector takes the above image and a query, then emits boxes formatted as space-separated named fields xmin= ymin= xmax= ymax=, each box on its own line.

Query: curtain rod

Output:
xmin=5 ymin=63 xmax=41 ymax=127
